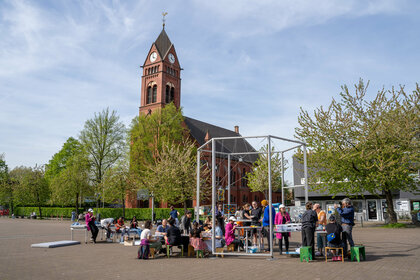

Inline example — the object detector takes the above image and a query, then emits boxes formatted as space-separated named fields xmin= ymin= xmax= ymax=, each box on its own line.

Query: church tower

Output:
xmin=139 ymin=26 xmax=181 ymax=115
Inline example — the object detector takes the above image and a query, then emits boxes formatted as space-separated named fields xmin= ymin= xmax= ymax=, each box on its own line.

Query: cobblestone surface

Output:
xmin=0 ymin=218 xmax=419 ymax=280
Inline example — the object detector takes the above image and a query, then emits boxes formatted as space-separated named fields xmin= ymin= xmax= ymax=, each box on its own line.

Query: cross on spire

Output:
xmin=162 ymin=12 xmax=168 ymax=29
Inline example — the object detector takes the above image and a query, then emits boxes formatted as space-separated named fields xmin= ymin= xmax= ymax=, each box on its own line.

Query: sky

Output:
xmin=1 ymin=0 xmax=420 ymax=170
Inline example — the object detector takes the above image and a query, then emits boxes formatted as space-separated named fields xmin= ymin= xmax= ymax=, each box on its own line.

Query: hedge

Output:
xmin=14 ymin=207 xmax=195 ymax=220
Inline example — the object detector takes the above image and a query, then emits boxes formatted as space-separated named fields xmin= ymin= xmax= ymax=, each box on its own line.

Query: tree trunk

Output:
xmin=36 ymin=192 xmax=42 ymax=219
xmin=122 ymin=196 xmax=126 ymax=218
xmin=384 ymin=189 xmax=398 ymax=224
xmin=75 ymin=193 xmax=79 ymax=216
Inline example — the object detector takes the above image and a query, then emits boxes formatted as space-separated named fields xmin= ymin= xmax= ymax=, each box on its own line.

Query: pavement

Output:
xmin=0 ymin=218 xmax=419 ymax=280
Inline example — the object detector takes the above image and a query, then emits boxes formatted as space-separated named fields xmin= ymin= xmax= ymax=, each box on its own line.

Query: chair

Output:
xmin=300 ymin=246 xmax=313 ymax=262
xmin=350 ymin=246 xmax=366 ymax=262
xmin=215 ymin=247 xmax=224 ymax=258
xmin=188 ymin=245 xmax=195 ymax=257
xmin=227 ymin=244 xmax=235 ymax=252
xmin=149 ymin=248 xmax=155 ymax=259
xmin=196 ymin=250 xmax=204 ymax=258
xmin=166 ymin=244 xmax=184 ymax=258
xmin=324 ymin=247 xmax=344 ymax=262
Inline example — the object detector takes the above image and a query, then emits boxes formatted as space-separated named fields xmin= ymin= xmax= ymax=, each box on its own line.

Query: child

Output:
xmin=189 ymin=222 xmax=206 ymax=251
xmin=325 ymin=215 xmax=343 ymax=261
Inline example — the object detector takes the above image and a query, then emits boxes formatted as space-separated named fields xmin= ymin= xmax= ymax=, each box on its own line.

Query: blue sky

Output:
xmin=1 ymin=0 xmax=419 ymax=169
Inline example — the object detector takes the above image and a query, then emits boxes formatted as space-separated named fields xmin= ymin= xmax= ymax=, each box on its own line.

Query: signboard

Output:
xmin=199 ymin=205 xmax=212 ymax=216
xmin=223 ymin=204 xmax=237 ymax=216
xmin=217 ymin=189 xmax=225 ymax=201
xmin=413 ymin=202 xmax=420 ymax=211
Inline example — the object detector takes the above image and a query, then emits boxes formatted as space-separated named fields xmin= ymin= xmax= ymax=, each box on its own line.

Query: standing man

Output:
xmin=301 ymin=202 xmax=318 ymax=260
xmin=100 ymin=217 xmax=114 ymax=241
xmin=180 ymin=211 xmax=193 ymax=235
xmin=216 ymin=204 xmax=225 ymax=235
xmin=261 ymin=200 xmax=275 ymax=252
xmin=250 ymin=201 xmax=263 ymax=246
xmin=314 ymin=203 xmax=327 ymax=256
xmin=335 ymin=198 xmax=355 ymax=257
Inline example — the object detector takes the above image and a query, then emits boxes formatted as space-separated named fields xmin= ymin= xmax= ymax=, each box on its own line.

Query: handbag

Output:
xmin=327 ymin=233 xmax=335 ymax=242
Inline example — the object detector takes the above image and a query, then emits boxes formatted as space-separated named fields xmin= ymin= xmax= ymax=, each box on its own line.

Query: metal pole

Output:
xmin=267 ymin=136 xmax=274 ymax=258
xmin=211 ymin=138 xmax=216 ymax=254
xmin=228 ymin=154 xmax=231 ymax=207
xmin=196 ymin=150 xmax=201 ymax=223
xmin=303 ymin=145 xmax=309 ymax=203
xmin=281 ymin=152 xmax=285 ymax=205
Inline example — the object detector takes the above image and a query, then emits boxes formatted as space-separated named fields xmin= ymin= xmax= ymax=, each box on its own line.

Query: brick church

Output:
xmin=126 ymin=26 xmax=282 ymax=209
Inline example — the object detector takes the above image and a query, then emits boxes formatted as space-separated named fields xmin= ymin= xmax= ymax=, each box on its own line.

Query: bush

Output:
xmin=14 ymin=207 xmax=84 ymax=218
xmin=14 ymin=207 xmax=195 ymax=220
xmin=381 ymin=223 xmax=407 ymax=228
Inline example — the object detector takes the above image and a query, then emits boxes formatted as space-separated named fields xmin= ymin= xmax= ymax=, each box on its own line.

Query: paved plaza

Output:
xmin=0 ymin=218 xmax=419 ymax=280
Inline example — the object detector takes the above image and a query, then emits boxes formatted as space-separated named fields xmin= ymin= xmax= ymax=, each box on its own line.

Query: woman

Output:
xmin=225 ymin=216 xmax=243 ymax=251
xmin=85 ymin=208 xmax=98 ymax=243
xmin=129 ymin=216 xmax=142 ymax=238
xmin=115 ymin=217 xmax=128 ymax=242
xmin=141 ymin=220 xmax=162 ymax=252
xmin=274 ymin=204 xmax=291 ymax=254
xmin=214 ymin=219 xmax=225 ymax=249
xmin=189 ymin=221 xmax=206 ymax=251
xmin=165 ymin=218 xmax=189 ymax=255
xmin=203 ymin=216 xmax=212 ymax=229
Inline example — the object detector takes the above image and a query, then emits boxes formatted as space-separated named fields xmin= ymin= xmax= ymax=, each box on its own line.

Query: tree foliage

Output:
xmin=141 ymin=138 xmax=210 ymax=211
xmin=0 ymin=154 xmax=13 ymax=211
xmin=10 ymin=165 xmax=50 ymax=218
xmin=50 ymin=151 xmax=92 ymax=215
xmin=45 ymin=137 xmax=81 ymax=182
xmin=129 ymin=103 xmax=186 ymax=178
xmin=246 ymin=145 xmax=285 ymax=199
xmin=295 ymin=80 xmax=420 ymax=223
xmin=103 ymin=156 xmax=137 ymax=217
xmin=79 ymin=108 xmax=126 ymax=205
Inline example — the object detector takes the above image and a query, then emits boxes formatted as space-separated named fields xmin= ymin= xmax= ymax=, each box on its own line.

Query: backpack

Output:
xmin=137 ymin=245 xmax=150 ymax=260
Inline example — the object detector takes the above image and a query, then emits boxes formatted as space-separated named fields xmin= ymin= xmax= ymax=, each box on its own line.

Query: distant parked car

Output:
xmin=0 ymin=206 xmax=9 ymax=216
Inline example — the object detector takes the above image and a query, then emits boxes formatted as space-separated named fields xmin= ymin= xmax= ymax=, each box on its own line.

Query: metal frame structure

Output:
xmin=195 ymin=135 xmax=308 ymax=258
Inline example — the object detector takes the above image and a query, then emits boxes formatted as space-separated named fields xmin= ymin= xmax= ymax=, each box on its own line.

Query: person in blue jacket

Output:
xmin=261 ymin=200 xmax=275 ymax=252
xmin=334 ymin=198 xmax=355 ymax=257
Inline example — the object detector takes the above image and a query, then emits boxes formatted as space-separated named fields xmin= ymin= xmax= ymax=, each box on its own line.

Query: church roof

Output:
xmin=154 ymin=29 xmax=173 ymax=59
xmin=184 ymin=116 xmax=258 ymax=163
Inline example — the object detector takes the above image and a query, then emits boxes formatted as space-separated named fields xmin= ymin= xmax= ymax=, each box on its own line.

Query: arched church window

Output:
xmin=146 ymin=86 xmax=152 ymax=104
xmin=152 ymin=85 xmax=157 ymax=103
xmin=165 ymin=85 xmax=170 ymax=104
xmin=170 ymin=87 xmax=175 ymax=102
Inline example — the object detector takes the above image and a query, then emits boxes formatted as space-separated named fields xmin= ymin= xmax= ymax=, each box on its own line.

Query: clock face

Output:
xmin=168 ymin=53 xmax=175 ymax=64
xmin=150 ymin=52 xmax=157 ymax=62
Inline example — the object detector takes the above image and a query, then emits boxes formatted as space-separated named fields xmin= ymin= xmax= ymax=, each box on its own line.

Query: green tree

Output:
xmin=129 ymin=103 xmax=186 ymax=178
xmin=45 ymin=137 xmax=81 ymax=182
xmin=79 ymin=108 xmax=126 ymax=206
xmin=50 ymin=152 xmax=92 ymax=215
xmin=142 ymin=139 xmax=210 ymax=212
xmin=0 ymin=154 xmax=14 ymax=213
xmin=11 ymin=165 xmax=50 ymax=218
xmin=246 ymin=145 xmax=285 ymax=199
xmin=103 ymin=156 xmax=136 ymax=217
xmin=296 ymin=80 xmax=420 ymax=224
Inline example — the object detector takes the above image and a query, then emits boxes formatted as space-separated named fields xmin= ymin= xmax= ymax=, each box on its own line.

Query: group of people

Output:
xmin=85 ymin=208 xmax=143 ymax=243
xmin=301 ymin=198 xmax=355 ymax=260
xmin=84 ymin=198 xmax=355 ymax=260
